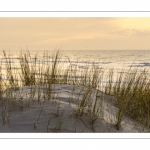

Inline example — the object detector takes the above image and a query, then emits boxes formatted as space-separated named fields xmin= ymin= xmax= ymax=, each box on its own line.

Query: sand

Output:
xmin=0 ymin=84 xmax=147 ymax=133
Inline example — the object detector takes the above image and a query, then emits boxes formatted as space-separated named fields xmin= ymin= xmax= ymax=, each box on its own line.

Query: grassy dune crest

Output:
xmin=0 ymin=50 xmax=150 ymax=132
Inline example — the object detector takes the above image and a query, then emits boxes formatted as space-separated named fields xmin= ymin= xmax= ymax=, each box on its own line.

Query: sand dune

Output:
xmin=0 ymin=84 xmax=147 ymax=132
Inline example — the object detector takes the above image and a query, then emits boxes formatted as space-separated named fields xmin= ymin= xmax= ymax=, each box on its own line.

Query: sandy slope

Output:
xmin=0 ymin=84 xmax=147 ymax=132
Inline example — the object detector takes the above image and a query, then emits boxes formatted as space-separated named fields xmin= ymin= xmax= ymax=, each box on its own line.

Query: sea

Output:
xmin=0 ymin=50 xmax=150 ymax=81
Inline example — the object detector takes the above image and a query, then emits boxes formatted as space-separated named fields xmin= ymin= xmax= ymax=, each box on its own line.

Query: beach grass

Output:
xmin=0 ymin=50 xmax=150 ymax=132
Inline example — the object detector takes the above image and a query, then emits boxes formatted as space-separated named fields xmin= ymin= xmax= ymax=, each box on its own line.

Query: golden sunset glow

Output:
xmin=1 ymin=18 xmax=150 ymax=50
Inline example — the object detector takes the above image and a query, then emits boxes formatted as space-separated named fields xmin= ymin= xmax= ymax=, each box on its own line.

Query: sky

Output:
xmin=1 ymin=18 xmax=150 ymax=50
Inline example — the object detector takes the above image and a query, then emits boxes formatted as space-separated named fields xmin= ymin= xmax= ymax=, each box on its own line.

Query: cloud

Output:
xmin=110 ymin=28 xmax=150 ymax=39
xmin=131 ymin=29 xmax=150 ymax=37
